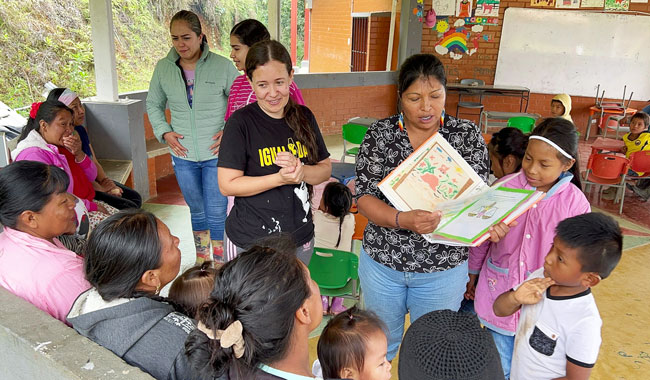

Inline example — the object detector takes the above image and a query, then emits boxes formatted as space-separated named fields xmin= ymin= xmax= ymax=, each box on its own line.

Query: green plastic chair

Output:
xmin=507 ymin=116 xmax=536 ymax=133
xmin=341 ymin=123 xmax=369 ymax=163
xmin=308 ymin=247 xmax=360 ymax=301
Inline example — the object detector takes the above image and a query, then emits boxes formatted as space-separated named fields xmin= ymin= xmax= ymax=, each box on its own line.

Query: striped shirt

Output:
xmin=224 ymin=74 xmax=306 ymax=120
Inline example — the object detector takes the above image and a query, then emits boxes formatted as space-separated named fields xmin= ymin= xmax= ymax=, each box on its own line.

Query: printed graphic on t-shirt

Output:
xmin=258 ymin=137 xmax=310 ymax=167
xmin=186 ymin=78 xmax=194 ymax=107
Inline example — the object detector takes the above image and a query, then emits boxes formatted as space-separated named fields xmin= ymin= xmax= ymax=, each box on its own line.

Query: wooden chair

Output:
xmin=582 ymin=153 xmax=630 ymax=214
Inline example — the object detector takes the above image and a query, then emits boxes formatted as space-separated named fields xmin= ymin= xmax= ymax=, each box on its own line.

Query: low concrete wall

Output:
xmin=0 ymin=287 xmax=153 ymax=380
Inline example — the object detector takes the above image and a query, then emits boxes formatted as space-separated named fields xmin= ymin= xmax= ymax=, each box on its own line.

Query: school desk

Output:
xmin=584 ymin=106 xmax=637 ymax=141
xmin=446 ymin=84 xmax=531 ymax=113
xmin=589 ymin=137 xmax=625 ymax=156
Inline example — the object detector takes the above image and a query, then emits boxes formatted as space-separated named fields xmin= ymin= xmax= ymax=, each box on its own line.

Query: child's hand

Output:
xmin=487 ymin=221 xmax=518 ymax=243
xmin=465 ymin=273 xmax=478 ymax=300
xmin=513 ymin=277 xmax=555 ymax=305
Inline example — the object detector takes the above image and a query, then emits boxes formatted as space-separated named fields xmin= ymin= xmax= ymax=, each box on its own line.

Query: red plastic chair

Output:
xmin=582 ymin=153 xmax=630 ymax=214
xmin=628 ymin=150 xmax=650 ymax=181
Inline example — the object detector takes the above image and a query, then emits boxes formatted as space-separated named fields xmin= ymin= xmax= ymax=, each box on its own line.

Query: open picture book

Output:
xmin=378 ymin=132 xmax=545 ymax=246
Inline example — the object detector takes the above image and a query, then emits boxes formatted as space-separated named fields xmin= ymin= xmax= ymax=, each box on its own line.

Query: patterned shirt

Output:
xmin=355 ymin=114 xmax=489 ymax=273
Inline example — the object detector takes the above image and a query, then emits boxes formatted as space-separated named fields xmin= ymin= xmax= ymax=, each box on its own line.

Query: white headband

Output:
xmin=529 ymin=135 xmax=574 ymax=160
xmin=58 ymin=89 xmax=78 ymax=107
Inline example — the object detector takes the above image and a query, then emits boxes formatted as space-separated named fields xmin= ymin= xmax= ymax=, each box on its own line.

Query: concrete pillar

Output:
xmin=397 ymin=0 xmax=423 ymax=67
xmin=268 ymin=0 xmax=281 ymax=40
xmin=89 ymin=0 xmax=119 ymax=102
xmin=84 ymin=99 xmax=149 ymax=200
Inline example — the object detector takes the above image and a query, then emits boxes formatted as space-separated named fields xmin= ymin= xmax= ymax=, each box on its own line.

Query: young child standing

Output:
xmin=314 ymin=182 xmax=355 ymax=314
xmin=316 ymin=306 xmax=392 ymax=380
xmin=468 ymin=118 xmax=591 ymax=379
xmin=494 ymin=212 xmax=622 ymax=380
xmin=550 ymin=94 xmax=573 ymax=122
xmin=622 ymin=112 xmax=650 ymax=201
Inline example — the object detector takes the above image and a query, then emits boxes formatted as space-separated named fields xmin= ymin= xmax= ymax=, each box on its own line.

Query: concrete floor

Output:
xmin=145 ymin=134 xmax=650 ymax=380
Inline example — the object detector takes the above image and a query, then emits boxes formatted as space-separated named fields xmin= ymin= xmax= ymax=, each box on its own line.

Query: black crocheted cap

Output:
xmin=398 ymin=310 xmax=504 ymax=380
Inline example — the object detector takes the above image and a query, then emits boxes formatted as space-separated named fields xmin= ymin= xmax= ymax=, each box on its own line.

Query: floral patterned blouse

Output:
xmin=355 ymin=114 xmax=489 ymax=273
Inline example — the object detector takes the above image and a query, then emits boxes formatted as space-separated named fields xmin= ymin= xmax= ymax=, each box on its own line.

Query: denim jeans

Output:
xmin=489 ymin=328 xmax=515 ymax=379
xmin=358 ymin=248 xmax=468 ymax=360
xmin=172 ymin=156 xmax=226 ymax=240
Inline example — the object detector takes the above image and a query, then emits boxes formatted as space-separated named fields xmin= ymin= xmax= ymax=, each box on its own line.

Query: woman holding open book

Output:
xmin=354 ymin=53 xmax=489 ymax=361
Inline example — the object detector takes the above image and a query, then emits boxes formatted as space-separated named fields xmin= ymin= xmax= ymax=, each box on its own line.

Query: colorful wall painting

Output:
xmin=531 ymin=0 xmax=556 ymax=6
xmin=604 ymin=0 xmax=630 ymax=9
xmin=456 ymin=0 xmax=474 ymax=17
xmin=475 ymin=0 xmax=500 ymax=17
xmin=580 ymin=0 xmax=604 ymax=5
xmin=434 ymin=20 xmax=492 ymax=60
xmin=413 ymin=0 xmax=425 ymax=22
xmin=433 ymin=0 xmax=457 ymax=16
xmin=464 ymin=16 xmax=499 ymax=25
xmin=556 ymin=0 xmax=580 ymax=7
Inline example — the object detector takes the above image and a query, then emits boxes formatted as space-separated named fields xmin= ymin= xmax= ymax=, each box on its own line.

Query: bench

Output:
xmin=0 ymin=286 xmax=154 ymax=380
xmin=479 ymin=111 xmax=542 ymax=133
xmin=97 ymin=159 xmax=133 ymax=185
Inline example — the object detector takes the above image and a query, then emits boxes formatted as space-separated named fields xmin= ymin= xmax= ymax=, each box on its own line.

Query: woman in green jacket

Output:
xmin=147 ymin=10 xmax=239 ymax=264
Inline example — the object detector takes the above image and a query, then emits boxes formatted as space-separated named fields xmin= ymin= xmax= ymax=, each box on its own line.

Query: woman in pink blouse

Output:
xmin=225 ymin=19 xmax=305 ymax=121
xmin=0 ymin=161 xmax=90 ymax=323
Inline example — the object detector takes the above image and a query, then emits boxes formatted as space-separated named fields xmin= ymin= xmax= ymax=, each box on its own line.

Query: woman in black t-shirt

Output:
xmin=218 ymin=40 xmax=331 ymax=264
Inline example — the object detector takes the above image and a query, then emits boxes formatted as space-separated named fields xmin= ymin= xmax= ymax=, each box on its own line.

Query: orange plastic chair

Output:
xmin=352 ymin=212 xmax=368 ymax=241
xmin=582 ymin=153 xmax=630 ymax=214
xmin=628 ymin=150 xmax=650 ymax=181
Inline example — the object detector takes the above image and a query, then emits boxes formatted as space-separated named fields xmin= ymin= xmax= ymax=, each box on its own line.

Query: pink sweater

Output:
xmin=225 ymin=74 xmax=305 ymax=120
xmin=0 ymin=227 xmax=90 ymax=323
xmin=12 ymin=131 xmax=98 ymax=211
xmin=469 ymin=171 xmax=590 ymax=334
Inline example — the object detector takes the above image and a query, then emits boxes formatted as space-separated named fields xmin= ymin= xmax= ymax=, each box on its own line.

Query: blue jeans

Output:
xmin=172 ymin=156 xmax=226 ymax=240
xmin=358 ymin=248 xmax=468 ymax=360
xmin=489 ymin=328 xmax=515 ymax=379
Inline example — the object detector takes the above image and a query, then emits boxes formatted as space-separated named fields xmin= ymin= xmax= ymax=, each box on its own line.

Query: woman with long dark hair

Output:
xmin=67 ymin=210 xmax=195 ymax=380
xmin=218 ymin=40 xmax=331 ymax=264
xmin=185 ymin=238 xmax=323 ymax=379
xmin=147 ymin=10 xmax=239 ymax=264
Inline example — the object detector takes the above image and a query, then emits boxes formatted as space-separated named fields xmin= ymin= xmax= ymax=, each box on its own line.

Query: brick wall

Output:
xmin=367 ymin=13 xmax=400 ymax=71
xmin=310 ymin=0 xmax=353 ymax=72
xmin=421 ymin=0 xmax=650 ymax=136
xmin=353 ymin=0 xmax=394 ymax=13
xmin=302 ymin=84 xmax=398 ymax=135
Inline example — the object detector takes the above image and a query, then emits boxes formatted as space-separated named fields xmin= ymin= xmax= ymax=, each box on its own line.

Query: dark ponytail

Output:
xmin=18 ymin=100 xmax=72 ymax=143
xmin=322 ymin=182 xmax=353 ymax=248
xmin=230 ymin=19 xmax=270 ymax=47
xmin=488 ymin=127 xmax=528 ymax=172
xmin=185 ymin=237 xmax=312 ymax=379
xmin=530 ymin=118 xmax=582 ymax=190
xmin=245 ymin=40 xmax=318 ymax=164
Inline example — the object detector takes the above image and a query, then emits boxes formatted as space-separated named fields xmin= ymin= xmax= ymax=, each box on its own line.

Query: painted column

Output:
xmin=268 ymin=0 xmax=281 ymax=40
xmin=398 ymin=0 xmax=423 ymax=67
xmin=89 ymin=0 xmax=118 ymax=102
xmin=291 ymin=0 xmax=298 ymax=64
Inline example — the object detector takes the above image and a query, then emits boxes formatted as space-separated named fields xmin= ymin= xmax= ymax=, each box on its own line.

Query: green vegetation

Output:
xmin=0 ymin=0 xmax=304 ymax=111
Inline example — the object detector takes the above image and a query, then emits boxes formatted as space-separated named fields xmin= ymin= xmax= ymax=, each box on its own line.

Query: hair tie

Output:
xmin=29 ymin=102 xmax=42 ymax=119
xmin=529 ymin=135 xmax=573 ymax=160
xmin=197 ymin=320 xmax=246 ymax=358
xmin=58 ymin=88 xmax=78 ymax=107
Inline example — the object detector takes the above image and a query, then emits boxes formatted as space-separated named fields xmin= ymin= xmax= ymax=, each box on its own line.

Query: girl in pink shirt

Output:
xmin=0 ymin=161 xmax=90 ymax=323
xmin=225 ymin=19 xmax=305 ymax=121
xmin=467 ymin=118 xmax=590 ymax=378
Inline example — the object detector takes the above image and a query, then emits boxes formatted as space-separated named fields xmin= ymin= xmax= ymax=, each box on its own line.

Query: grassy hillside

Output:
xmin=0 ymin=0 xmax=300 ymax=110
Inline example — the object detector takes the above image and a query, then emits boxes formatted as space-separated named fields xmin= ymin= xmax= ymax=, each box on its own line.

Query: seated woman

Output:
xmin=67 ymin=210 xmax=194 ymax=380
xmin=12 ymin=100 xmax=116 ymax=228
xmin=0 ymin=161 xmax=90 ymax=323
xmin=185 ymin=237 xmax=323 ymax=379
xmin=47 ymin=88 xmax=142 ymax=210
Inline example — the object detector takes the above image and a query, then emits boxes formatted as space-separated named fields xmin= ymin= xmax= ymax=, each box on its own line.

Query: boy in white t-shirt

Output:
xmin=493 ymin=212 xmax=623 ymax=380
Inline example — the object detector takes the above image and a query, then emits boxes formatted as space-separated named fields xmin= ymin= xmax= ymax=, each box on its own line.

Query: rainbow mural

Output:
xmin=437 ymin=32 xmax=468 ymax=53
